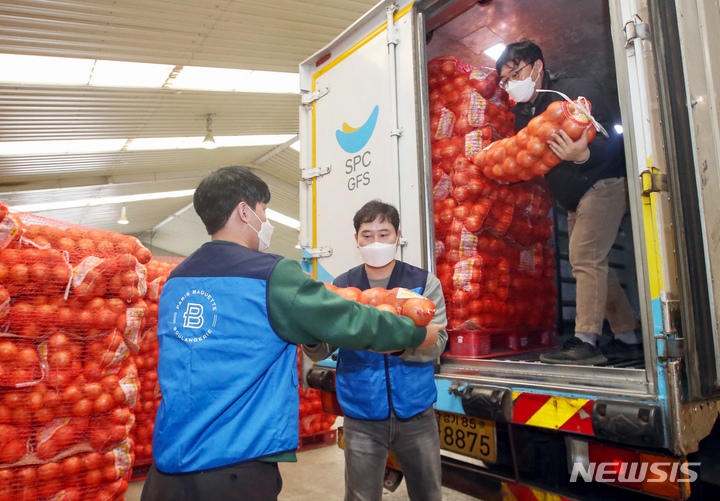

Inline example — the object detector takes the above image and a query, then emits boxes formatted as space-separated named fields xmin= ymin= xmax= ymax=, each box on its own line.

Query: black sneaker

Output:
xmin=600 ymin=339 xmax=644 ymax=362
xmin=540 ymin=337 xmax=608 ymax=365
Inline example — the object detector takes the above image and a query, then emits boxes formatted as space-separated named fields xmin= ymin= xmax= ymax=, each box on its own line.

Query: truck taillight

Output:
xmin=639 ymin=453 xmax=692 ymax=499
xmin=567 ymin=439 xmax=692 ymax=500
xmin=587 ymin=442 xmax=642 ymax=489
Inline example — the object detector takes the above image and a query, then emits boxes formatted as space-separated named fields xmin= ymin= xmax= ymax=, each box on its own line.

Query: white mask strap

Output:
xmin=245 ymin=205 xmax=262 ymax=233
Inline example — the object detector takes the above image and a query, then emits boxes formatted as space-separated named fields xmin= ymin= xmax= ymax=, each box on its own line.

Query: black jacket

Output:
xmin=512 ymin=73 xmax=626 ymax=211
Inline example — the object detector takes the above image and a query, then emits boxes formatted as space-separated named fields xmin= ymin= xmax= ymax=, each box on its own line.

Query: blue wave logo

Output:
xmin=336 ymin=105 xmax=379 ymax=153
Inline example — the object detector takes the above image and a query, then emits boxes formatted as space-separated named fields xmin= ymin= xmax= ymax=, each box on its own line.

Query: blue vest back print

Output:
xmin=153 ymin=242 xmax=298 ymax=473
xmin=334 ymin=262 xmax=436 ymax=420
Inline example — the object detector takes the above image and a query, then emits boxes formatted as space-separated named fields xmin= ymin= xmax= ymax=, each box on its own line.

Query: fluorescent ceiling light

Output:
xmin=125 ymin=137 xmax=193 ymax=151
xmin=167 ymin=66 xmax=299 ymax=93
xmin=0 ymin=54 xmax=94 ymax=85
xmin=90 ymin=60 xmax=175 ymax=87
xmin=11 ymin=190 xmax=300 ymax=230
xmin=10 ymin=189 xmax=196 ymax=213
xmin=0 ymin=53 xmax=299 ymax=93
xmin=168 ymin=66 xmax=253 ymax=91
xmin=0 ymin=139 xmax=128 ymax=156
xmin=240 ymin=71 xmax=300 ymax=94
xmin=126 ymin=134 xmax=296 ymax=151
xmin=614 ymin=124 xmax=623 ymax=134
xmin=266 ymin=208 xmax=300 ymax=229
xmin=0 ymin=135 xmax=297 ymax=155
xmin=483 ymin=43 xmax=507 ymax=61
xmin=216 ymin=135 xmax=296 ymax=148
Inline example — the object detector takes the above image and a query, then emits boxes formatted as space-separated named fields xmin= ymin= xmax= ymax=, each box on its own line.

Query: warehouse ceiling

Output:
xmin=0 ymin=0 xmax=619 ymax=260
xmin=0 ymin=0 xmax=380 ymax=259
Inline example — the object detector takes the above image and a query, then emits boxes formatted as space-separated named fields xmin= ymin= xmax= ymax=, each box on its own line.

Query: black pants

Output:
xmin=140 ymin=461 xmax=283 ymax=501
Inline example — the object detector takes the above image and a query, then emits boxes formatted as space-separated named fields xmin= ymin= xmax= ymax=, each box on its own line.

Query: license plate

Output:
xmin=436 ymin=410 xmax=496 ymax=463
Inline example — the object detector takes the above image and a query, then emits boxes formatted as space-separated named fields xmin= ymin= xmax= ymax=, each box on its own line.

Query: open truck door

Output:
xmin=298 ymin=0 xmax=430 ymax=281
xmin=649 ymin=1 xmax=720 ymax=400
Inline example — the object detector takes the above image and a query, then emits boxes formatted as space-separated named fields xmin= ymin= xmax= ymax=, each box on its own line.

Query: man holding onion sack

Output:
xmin=496 ymin=40 xmax=640 ymax=365
xmin=304 ymin=200 xmax=448 ymax=501
xmin=141 ymin=168 xmax=442 ymax=501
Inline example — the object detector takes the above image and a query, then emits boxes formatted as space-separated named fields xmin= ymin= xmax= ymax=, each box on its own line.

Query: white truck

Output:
xmin=298 ymin=0 xmax=720 ymax=499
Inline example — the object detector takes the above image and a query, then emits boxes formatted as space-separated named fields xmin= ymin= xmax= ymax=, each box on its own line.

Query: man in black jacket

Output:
xmin=496 ymin=41 xmax=640 ymax=365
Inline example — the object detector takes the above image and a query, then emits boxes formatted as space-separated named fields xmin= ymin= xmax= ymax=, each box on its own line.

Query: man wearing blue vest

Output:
xmin=141 ymin=168 xmax=442 ymax=501
xmin=304 ymin=200 xmax=448 ymax=501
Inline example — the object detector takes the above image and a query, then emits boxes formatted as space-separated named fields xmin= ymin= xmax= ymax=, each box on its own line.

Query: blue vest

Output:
xmin=334 ymin=262 xmax=436 ymax=419
xmin=153 ymin=241 xmax=298 ymax=473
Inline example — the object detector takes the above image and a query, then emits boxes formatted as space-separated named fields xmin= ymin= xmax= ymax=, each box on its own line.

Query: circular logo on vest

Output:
xmin=171 ymin=289 xmax=218 ymax=343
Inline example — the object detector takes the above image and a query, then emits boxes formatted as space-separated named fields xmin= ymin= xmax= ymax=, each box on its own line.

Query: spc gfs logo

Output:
xmin=172 ymin=290 xmax=218 ymax=343
xmin=336 ymin=105 xmax=379 ymax=191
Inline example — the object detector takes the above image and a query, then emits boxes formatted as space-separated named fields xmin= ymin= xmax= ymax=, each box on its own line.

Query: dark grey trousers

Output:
xmin=343 ymin=407 xmax=442 ymax=501
xmin=140 ymin=461 xmax=283 ymax=501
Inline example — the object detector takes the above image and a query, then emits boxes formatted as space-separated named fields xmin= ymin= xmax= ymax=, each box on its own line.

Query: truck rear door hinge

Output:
xmin=661 ymin=291 xmax=681 ymax=335
xmin=624 ymin=15 xmax=650 ymax=46
xmin=657 ymin=335 xmax=684 ymax=361
xmin=302 ymin=165 xmax=332 ymax=181
xmin=301 ymin=86 xmax=330 ymax=106
xmin=305 ymin=247 xmax=333 ymax=258
xmin=640 ymin=169 xmax=667 ymax=194
xmin=386 ymin=5 xmax=400 ymax=46
xmin=657 ymin=291 xmax=682 ymax=361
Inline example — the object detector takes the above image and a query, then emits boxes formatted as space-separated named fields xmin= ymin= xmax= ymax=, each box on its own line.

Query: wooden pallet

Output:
xmin=298 ymin=429 xmax=337 ymax=452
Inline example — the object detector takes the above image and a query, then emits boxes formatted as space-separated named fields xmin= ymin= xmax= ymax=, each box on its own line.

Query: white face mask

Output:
xmin=505 ymin=64 xmax=540 ymax=103
xmin=246 ymin=206 xmax=275 ymax=252
xmin=358 ymin=239 xmax=398 ymax=267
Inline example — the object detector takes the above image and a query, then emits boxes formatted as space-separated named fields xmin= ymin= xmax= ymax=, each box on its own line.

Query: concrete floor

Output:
xmin=125 ymin=444 xmax=481 ymax=500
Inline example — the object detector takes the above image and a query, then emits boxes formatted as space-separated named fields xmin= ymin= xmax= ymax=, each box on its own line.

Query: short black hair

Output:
xmin=353 ymin=200 xmax=400 ymax=233
xmin=193 ymin=166 xmax=271 ymax=235
xmin=496 ymin=40 xmax=545 ymax=75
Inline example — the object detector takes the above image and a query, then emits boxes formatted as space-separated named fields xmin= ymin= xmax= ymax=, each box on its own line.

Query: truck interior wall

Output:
xmin=649 ymin=0 xmax=720 ymax=399
xmin=554 ymin=208 xmax=641 ymax=337
xmin=424 ymin=0 xmax=622 ymax=126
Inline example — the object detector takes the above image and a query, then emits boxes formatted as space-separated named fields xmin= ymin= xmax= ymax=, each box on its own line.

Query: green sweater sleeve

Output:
xmin=267 ymin=258 xmax=426 ymax=351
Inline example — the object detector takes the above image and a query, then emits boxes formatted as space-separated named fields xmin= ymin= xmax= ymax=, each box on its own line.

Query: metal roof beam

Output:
xmin=248 ymin=134 xmax=299 ymax=166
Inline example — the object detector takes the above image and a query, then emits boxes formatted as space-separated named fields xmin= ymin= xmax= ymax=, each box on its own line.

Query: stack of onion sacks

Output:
xmin=472 ymin=100 xmax=598 ymax=184
xmin=0 ymin=203 xmax=23 ymax=250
